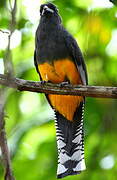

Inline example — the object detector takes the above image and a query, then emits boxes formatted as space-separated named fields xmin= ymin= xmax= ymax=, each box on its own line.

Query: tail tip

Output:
xmin=57 ymin=170 xmax=82 ymax=179
xmin=57 ymin=160 xmax=86 ymax=179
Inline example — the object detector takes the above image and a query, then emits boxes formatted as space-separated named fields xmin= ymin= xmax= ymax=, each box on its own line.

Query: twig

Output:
xmin=0 ymin=30 xmax=10 ymax=35
xmin=0 ymin=74 xmax=117 ymax=99
xmin=4 ymin=0 xmax=17 ymax=75
xmin=9 ymin=0 xmax=13 ymax=11
xmin=9 ymin=0 xmax=17 ymax=34
xmin=0 ymin=90 xmax=15 ymax=180
xmin=0 ymin=0 xmax=17 ymax=180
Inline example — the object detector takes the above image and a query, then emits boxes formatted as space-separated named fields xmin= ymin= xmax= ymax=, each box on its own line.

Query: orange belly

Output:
xmin=38 ymin=59 xmax=83 ymax=121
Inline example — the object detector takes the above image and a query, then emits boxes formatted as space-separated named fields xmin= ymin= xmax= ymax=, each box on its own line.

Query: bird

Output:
xmin=34 ymin=3 xmax=88 ymax=179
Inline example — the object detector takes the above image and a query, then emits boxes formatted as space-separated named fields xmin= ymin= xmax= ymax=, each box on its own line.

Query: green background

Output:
xmin=0 ymin=0 xmax=117 ymax=180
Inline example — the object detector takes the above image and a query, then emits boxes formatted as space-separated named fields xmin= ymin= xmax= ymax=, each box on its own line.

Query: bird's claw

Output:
xmin=60 ymin=81 xmax=70 ymax=87
xmin=40 ymin=80 xmax=48 ymax=84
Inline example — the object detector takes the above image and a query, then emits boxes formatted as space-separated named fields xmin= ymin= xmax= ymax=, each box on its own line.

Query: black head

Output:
xmin=40 ymin=3 xmax=58 ymax=16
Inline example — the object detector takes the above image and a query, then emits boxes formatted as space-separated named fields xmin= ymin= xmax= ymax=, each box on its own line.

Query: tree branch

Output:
xmin=0 ymin=74 xmax=117 ymax=99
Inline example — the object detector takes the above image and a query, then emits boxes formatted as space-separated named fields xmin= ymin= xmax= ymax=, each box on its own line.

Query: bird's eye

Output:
xmin=41 ymin=5 xmax=55 ymax=16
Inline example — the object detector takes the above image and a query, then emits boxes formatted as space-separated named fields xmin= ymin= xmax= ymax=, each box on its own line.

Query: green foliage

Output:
xmin=0 ymin=0 xmax=117 ymax=180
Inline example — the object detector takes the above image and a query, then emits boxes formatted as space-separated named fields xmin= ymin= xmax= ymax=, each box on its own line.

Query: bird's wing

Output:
xmin=63 ymin=29 xmax=88 ymax=85
xmin=34 ymin=50 xmax=39 ymax=73
xmin=34 ymin=49 xmax=42 ymax=81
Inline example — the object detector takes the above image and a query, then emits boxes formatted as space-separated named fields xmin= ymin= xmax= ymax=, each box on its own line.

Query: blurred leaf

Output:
xmin=17 ymin=18 xmax=29 ymax=29
xmin=110 ymin=0 xmax=117 ymax=5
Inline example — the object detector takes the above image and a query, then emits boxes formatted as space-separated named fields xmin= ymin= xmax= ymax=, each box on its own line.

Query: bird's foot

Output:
xmin=59 ymin=81 xmax=70 ymax=87
xmin=40 ymin=80 xmax=48 ymax=84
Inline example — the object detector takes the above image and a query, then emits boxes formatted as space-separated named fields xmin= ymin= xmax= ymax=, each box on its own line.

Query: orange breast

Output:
xmin=38 ymin=59 xmax=83 ymax=121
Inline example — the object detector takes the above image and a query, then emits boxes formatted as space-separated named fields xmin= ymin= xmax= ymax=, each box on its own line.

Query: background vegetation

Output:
xmin=0 ymin=0 xmax=117 ymax=180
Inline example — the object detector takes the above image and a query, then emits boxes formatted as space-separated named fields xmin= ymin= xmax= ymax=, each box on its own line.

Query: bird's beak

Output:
xmin=42 ymin=6 xmax=54 ymax=15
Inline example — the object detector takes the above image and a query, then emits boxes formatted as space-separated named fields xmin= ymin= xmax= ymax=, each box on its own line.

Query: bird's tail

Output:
xmin=55 ymin=102 xmax=86 ymax=179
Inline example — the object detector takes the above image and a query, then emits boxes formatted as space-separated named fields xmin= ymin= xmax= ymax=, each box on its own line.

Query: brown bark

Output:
xmin=0 ymin=74 xmax=117 ymax=99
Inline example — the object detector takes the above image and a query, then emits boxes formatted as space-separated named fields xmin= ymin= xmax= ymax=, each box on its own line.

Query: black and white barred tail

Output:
xmin=55 ymin=102 xmax=86 ymax=179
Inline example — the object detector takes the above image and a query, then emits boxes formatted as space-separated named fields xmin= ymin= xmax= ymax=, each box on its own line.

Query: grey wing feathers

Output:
xmin=63 ymin=30 xmax=88 ymax=85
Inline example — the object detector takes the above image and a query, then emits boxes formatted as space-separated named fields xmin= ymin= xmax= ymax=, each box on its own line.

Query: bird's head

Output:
xmin=40 ymin=3 xmax=58 ymax=16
